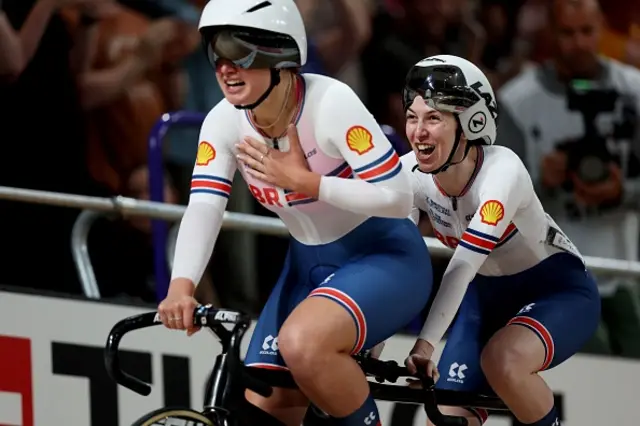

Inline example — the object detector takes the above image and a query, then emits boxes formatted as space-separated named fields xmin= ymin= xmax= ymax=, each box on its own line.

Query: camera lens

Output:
xmin=577 ymin=156 xmax=609 ymax=183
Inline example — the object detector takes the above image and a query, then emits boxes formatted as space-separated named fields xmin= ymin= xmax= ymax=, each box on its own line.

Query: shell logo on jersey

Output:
xmin=346 ymin=125 xmax=374 ymax=155
xmin=479 ymin=200 xmax=504 ymax=226
xmin=196 ymin=142 xmax=216 ymax=166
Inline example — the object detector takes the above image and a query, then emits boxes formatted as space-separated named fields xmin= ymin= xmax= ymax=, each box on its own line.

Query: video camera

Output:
xmin=557 ymin=79 xmax=637 ymax=184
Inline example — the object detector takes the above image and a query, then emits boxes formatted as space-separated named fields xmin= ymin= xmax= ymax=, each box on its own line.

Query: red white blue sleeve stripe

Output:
xmin=327 ymin=161 xmax=354 ymax=179
xmin=495 ymin=223 xmax=518 ymax=248
xmin=190 ymin=175 xmax=232 ymax=199
xmin=284 ymin=189 xmax=314 ymax=206
xmin=459 ymin=228 xmax=499 ymax=255
xmin=460 ymin=223 xmax=519 ymax=255
xmin=353 ymin=148 xmax=402 ymax=183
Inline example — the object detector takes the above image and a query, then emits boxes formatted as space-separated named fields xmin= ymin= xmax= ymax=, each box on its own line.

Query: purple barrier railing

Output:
xmin=149 ymin=111 xmax=206 ymax=301
xmin=148 ymin=111 xmax=407 ymax=302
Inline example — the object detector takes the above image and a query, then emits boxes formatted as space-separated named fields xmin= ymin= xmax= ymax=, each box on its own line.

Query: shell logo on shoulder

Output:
xmin=346 ymin=125 xmax=374 ymax=155
xmin=196 ymin=141 xmax=216 ymax=166
xmin=479 ymin=200 xmax=504 ymax=226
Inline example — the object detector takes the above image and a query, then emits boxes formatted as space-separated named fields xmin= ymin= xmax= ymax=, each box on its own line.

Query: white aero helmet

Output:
xmin=198 ymin=0 xmax=307 ymax=109
xmin=199 ymin=0 xmax=307 ymax=69
xmin=403 ymin=55 xmax=499 ymax=171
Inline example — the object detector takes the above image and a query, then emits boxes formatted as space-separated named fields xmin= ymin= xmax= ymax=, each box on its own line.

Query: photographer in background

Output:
xmin=497 ymin=0 xmax=640 ymax=358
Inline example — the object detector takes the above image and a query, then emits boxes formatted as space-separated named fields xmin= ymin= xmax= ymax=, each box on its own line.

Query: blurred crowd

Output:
xmin=2 ymin=0 xmax=640 ymax=358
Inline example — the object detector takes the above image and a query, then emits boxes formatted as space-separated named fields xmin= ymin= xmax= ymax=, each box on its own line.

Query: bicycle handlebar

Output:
xmin=104 ymin=311 xmax=159 ymax=395
xmin=418 ymin=373 xmax=469 ymax=426
xmin=104 ymin=305 xmax=272 ymax=398
xmin=355 ymin=356 xmax=469 ymax=425
xmin=105 ymin=308 xmax=485 ymax=426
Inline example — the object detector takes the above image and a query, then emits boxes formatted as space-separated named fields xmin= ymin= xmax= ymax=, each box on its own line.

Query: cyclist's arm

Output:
xmin=419 ymin=156 xmax=528 ymax=347
xmin=400 ymin=154 xmax=423 ymax=225
xmin=315 ymin=81 xmax=412 ymax=218
xmin=409 ymin=203 xmax=420 ymax=225
xmin=170 ymin=103 xmax=237 ymax=289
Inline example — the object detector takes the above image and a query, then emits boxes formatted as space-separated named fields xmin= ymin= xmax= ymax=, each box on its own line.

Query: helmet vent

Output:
xmin=245 ymin=1 xmax=272 ymax=13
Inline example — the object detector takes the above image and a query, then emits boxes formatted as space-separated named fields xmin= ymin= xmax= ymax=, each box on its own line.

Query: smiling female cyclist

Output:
xmin=156 ymin=1 xmax=433 ymax=426
xmin=400 ymin=55 xmax=600 ymax=426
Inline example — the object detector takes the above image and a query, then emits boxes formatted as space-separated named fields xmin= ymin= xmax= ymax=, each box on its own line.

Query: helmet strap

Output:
xmin=233 ymin=69 xmax=281 ymax=110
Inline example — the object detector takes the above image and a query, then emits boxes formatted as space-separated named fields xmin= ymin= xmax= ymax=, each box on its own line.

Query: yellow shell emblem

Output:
xmin=479 ymin=200 xmax=505 ymax=226
xmin=196 ymin=142 xmax=216 ymax=166
xmin=346 ymin=125 xmax=374 ymax=155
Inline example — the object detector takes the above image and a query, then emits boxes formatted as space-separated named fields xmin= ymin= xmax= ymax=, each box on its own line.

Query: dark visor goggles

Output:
xmin=204 ymin=28 xmax=301 ymax=70
xmin=402 ymin=64 xmax=479 ymax=112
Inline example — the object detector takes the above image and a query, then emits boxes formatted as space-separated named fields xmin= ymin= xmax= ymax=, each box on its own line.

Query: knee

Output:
xmin=480 ymin=339 xmax=530 ymax=386
xmin=278 ymin=297 xmax=357 ymax=382
xmin=278 ymin=320 xmax=328 ymax=377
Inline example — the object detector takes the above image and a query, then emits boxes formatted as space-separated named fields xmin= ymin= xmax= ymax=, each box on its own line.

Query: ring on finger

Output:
xmin=259 ymin=154 xmax=265 ymax=164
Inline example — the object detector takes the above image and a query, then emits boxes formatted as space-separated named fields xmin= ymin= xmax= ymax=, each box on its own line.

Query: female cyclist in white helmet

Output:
xmin=157 ymin=1 xmax=434 ymax=426
xmin=400 ymin=55 xmax=600 ymax=426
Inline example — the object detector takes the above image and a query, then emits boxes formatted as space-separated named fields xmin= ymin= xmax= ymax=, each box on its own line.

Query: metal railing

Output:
xmin=1 ymin=185 xmax=640 ymax=300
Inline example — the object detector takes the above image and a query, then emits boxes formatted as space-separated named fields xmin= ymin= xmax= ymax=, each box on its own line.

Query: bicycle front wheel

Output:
xmin=132 ymin=407 xmax=214 ymax=426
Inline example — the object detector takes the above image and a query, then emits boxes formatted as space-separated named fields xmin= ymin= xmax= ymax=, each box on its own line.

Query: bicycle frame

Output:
xmin=104 ymin=307 xmax=509 ymax=426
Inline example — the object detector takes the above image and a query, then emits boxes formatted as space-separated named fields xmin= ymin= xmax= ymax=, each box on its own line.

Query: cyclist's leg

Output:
xmin=277 ymin=244 xmax=432 ymax=426
xmin=244 ymin=248 xmax=313 ymax=426
xmin=480 ymin=254 xmax=600 ymax=426
xmin=432 ymin=279 xmax=491 ymax=426
xmin=244 ymin=388 xmax=308 ymax=426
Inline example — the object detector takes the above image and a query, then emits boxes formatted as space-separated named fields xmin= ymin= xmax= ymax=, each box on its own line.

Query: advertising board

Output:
xmin=0 ymin=290 xmax=636 ymax=425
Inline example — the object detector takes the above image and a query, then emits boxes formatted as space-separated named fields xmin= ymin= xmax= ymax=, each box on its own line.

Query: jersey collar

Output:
xmin=245 ymin=74 xmax=306 ymax=139
xmin=432 ymin=145 xmax=484 ymax=197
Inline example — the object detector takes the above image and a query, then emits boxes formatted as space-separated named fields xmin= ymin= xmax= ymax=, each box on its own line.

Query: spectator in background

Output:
xmin=0 ymin=0 xmax=111 ymax=295
xmin=0 ymin=4 xmax=22 ymax=76
xmin=295 ymin=0 xmax=372 ymax=84
xmin=514 ymin=0 xmax=640 ymax=70
xmin=61 ymin=0 xmax=206 ymax=301
xmin=515 ymin=0 xmax=556 ymax=64
xmin=477 ymin=0 xmax=532 ymax=90
xmin=361 ymin=0 xmax=485 ymax=137
xmin=497 ymin=0 xmax=640 ymax=357
xmin=599 ymin=1 xmax=640 ymax=68
xmin=67 ymin=1 xmax=197 ymax=194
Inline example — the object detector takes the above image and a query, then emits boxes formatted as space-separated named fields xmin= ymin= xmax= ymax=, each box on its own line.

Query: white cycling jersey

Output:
xmin=401 ymin=145 xmax=585 ymax=345
xmin=170 ymin=74 xmax=411 ymax=284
